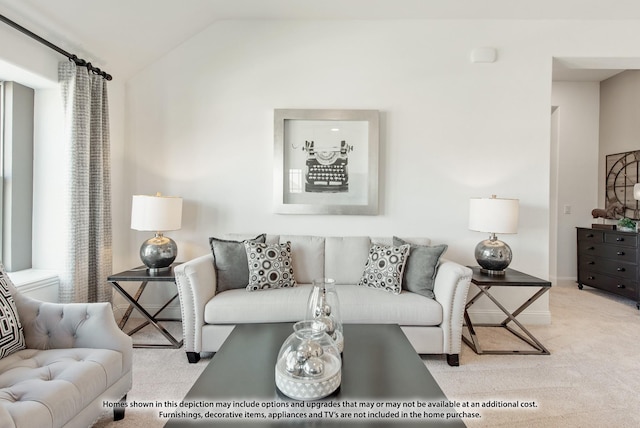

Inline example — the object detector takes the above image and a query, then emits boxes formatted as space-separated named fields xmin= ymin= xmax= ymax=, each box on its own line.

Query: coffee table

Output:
xmin=165 ymin=323 xmax=465 ymax=427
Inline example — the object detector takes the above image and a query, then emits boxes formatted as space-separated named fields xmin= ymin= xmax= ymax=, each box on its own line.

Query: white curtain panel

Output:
xmin=58 ymin=61 xmax=112 ymax=303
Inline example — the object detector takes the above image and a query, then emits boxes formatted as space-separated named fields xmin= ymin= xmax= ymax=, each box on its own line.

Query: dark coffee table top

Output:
xmin=166 ymin=323 xmax=465 ymax=427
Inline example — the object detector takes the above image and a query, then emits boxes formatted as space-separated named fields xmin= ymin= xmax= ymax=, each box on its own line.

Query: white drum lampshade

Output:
xmin=131 ymin=193 xmax=183 ymax=272
xmin=469 ymin=195 xmax=519 ymax=275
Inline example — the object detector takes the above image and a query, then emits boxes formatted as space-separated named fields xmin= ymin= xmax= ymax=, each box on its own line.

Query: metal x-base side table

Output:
xmin=108 ymin=264 xmax=183 ymax=349
xmin=463 ymin=266 xmax=551 ymax=355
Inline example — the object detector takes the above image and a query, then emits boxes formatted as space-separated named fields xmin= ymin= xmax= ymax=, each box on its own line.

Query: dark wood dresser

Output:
xmin=576 ymin=227 xmax=640 ymax=309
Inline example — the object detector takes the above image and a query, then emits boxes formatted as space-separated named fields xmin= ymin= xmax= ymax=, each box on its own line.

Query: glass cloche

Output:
xmin=275 ymin=320 xmax=341 ymax=401
xmin=306 ymin=278 xmax=344 ymax=353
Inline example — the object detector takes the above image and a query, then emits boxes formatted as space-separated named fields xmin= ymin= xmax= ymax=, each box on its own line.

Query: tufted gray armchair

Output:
xmin=0 ymin=279 xmax=132 ymax=428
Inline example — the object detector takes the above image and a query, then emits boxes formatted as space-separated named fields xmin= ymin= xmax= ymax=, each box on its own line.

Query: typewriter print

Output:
xmin=274 ymin=109 xmax=379 ymax=215
xmin=303 ymin=140 xmax=353 ymax=193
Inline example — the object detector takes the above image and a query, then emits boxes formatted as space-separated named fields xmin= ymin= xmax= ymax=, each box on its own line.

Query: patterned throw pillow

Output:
xmin=244 ymin=241 xmax=296 ymax=291
xmin=0 ymin=264 xmax=26 ymax=359
xmin=358 ymin=244 xmax=411 ymax=295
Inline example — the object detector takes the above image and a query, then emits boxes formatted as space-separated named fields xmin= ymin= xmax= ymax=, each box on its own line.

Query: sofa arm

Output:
xmin=174 ymin=253 xmax=218 ymax=354
xmin=432 ymin=260 xmax=472 ymax=356
xmin=14 ymin=294 xmax=133 ymax=371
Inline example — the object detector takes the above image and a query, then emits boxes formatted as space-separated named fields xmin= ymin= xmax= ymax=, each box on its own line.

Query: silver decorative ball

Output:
xmin=322 ymin=304 xmax=332 ymax=316
xmin=319 ymin=316 xmax=335 ymax=336
xmin=303 ymin=357 xmax=324 ymax=377
xmin=296 ymin=340 xmax=323 ymax=362
xmin=285 ymin=352 xmax=302 ymax=375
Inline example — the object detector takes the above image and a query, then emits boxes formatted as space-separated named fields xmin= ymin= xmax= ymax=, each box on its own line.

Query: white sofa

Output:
xmin=0 ymin=274 xmax=132 ymax=428
xmin=175 ymin=234 xmax=472 ymax=366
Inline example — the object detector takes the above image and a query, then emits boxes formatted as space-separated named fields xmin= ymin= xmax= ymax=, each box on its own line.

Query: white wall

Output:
xmin=550 ymin=82 xmax=601 ymax=282
xmin=599 ymin=71 xmax=640 ymax=210
xmin=124 ymin=20 xmax=563 ymax=322
xmin=8 ymin=17 xmax=640 ymax=322
xmin=121 ymin=19 xmax=640 ymax=323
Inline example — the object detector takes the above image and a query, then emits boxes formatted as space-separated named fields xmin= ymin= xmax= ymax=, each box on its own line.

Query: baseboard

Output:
xmin=467 ymin=308 xmax=551 ymax=325
xmin=554 ymin=277 xmax=578 ymax=287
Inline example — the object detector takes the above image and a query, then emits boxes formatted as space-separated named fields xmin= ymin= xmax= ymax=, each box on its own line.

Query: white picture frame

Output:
xmin=274 ymin=109 xmax=379 ymax=215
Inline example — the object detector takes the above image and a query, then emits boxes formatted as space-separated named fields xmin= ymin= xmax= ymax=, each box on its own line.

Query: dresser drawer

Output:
xmin=579 ymin=271 xmax=637 ymax=300
xmin=577 ymin=228 xmax=603 ymax=243
xmin=578 ymin=242 xmax=638 ymax=263
xmin=603 ymin=232 xmax=639 ymax=248
xmin=579 ymin=255 xmax=637 ymax=280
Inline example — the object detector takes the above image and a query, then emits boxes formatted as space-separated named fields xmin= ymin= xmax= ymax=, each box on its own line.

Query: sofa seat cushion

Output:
xmin=204 ymin=284 xmax=442 ymax=326
xmin=205 ymin=285 xmax=314 ymax=323
xmin=0 ymin=347 xmax=124 ymax=428
xmin=336 ymin=285 xmax=442 ymax=325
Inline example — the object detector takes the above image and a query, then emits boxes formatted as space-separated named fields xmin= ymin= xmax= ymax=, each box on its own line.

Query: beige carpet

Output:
xmin=92 ymin=283 xmax=640 ymax=427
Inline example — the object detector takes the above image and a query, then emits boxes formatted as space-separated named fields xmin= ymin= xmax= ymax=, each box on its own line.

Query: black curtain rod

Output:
xmin=0 ymin=13 xmax=112 ymax=81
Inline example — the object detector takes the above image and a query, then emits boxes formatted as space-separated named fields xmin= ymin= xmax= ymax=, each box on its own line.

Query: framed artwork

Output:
xmin=606 ymin=150 xmax=640 ymax=220
xmin=274 ymin=109 xmax=379 ymax=215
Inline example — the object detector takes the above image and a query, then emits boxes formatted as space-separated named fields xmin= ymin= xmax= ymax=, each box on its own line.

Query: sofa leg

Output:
xmin=446 ymin=354 xmax=459 ymax=367
xmin=114 ymin=394 xmax=127 ymax=421
xmin=187 ymin=351 xmax=201 ymax=363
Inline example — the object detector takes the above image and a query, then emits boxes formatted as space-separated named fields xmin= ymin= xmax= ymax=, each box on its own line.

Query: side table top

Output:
xmin=468 ymin=266 xmax=551 ymax=287
xmin=107 ymin=263 xmax=182 ymax=282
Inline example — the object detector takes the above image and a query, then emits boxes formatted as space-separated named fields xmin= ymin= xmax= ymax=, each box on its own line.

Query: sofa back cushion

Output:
xmin=372 ymin=237 xmax=432 ymax=246
xmin=279 ymin=235 xmax=325 ymax=284
xmin=325 ymin=237 xmax=371 ymax=284
xmin=255 ymin=235 xmax=434 ymax=287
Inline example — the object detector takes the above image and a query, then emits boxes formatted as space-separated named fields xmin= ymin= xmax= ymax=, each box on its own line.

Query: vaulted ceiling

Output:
xmin=1 ymin=0 xmax=640 ymax=79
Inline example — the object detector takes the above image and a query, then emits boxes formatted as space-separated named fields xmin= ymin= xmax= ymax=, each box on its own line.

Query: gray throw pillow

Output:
xmin=209 ymin=234 xmax=266 ymax=292
xmin=393 ymin=237 xmax=447 ymax=299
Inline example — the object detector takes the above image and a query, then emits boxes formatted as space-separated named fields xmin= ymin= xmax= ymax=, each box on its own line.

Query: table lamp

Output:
xmin=131 ymin=193 xmax=183 ymax=273
xmin=469 ymin=195 xmax=519 ymax=275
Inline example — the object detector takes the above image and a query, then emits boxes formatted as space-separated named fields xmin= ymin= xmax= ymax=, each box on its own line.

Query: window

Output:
xmin=0 ymin=81 xmax=34 ymax=272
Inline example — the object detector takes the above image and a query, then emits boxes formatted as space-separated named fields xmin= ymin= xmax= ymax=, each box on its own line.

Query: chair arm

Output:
xmin=432 ymin=260 xmax=472 ymax=355
xmin=174 ymin=254 xmax=218 ymax=353
xmin=14 ymin=294 xmax=133 ymax=371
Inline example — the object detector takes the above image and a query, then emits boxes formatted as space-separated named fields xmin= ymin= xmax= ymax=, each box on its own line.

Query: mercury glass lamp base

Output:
xmin=140 ymin=233 xmax=177 ymax=271
xmin=474 ymin=235 xmax=512 ymax=275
